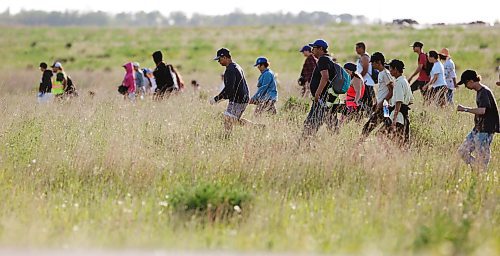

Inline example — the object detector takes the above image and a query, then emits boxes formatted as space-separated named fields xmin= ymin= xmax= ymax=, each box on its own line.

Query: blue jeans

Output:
xmin=458 ymin=130 xmax=494 ymax=169
xmin=446 ymin=89 xmax=454 ymax=104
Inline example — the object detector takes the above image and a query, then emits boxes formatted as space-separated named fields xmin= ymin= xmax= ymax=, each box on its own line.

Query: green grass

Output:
xmin=0 ymin=24 xmax=498 ymax=255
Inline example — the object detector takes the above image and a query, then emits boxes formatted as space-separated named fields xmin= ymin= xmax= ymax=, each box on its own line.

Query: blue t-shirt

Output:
xmin=251 ymin=68 xmax=278 ymax=102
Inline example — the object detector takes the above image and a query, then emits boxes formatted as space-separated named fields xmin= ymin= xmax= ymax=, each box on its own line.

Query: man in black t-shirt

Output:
xmin=456 ymin=70 xmax=499 ymax=170
xmin=152 ymin=50 xmax=176 ymax=99
xmin=302 ymin=39 xmax=337 ymax=137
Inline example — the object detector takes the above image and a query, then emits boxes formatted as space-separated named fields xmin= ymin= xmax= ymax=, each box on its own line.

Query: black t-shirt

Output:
xmin=309 ymin=55 xmax=336 ymax=97
xmin=474 ymin=86 xmax=499 ymax=133
xmin=153 ymin=62 xmax=175 ymax=91
xmin=214 ymin=62 xmax=249 ymax=104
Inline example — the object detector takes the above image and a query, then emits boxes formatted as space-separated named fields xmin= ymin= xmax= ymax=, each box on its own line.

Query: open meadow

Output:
xmin=0 ymin=24 xmax=499 ymax=255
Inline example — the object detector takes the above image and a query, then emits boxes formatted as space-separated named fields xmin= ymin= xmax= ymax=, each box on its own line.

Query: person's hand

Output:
xmin=314 ymin=93 xmax=320 ymax=102
xmin=422 ymin=84 xmax=429 ymax=91
xmin=457 ymin=104 xmax=466 ymax=112
xmin=209 ymin=98 xmax=217 ymax=105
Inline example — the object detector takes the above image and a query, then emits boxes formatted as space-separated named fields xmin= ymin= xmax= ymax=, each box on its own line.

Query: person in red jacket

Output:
xmin=122 ymin=62 xmax=136 ymax=102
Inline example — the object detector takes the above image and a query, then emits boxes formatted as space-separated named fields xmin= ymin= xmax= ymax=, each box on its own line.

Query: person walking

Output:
xmin=355 ymin=42 xmax=376 ymax=112
xmin=51 ymin=62 xmax=67 ymax=97
xmin=298 ymin=45 xmax=317 ymax=97
xmin=423 ymin=50 xmax=447 ymax=107
xmin=439 ymin=48 xmax=457 ymax=104
xmin=456 ymin=70 xmax=499 ymax=170
xmin=38 ymin=62 xmax=53 ymax=103
xmin=341 ymin=62 xmax=365 ymax=120
xmin=133 ymin=62 xmax=146 ymax=99
xmin=121 ymin=62 xmax=136 ymax=102
xmin=210 ymin=48 xmax=257 ymax=135
xmin=152 ymin=50 xmax=176 ymax=99
xmin=408 ymin=42 xmax=431 ymax=100
xmin=249 ymin=57 xmax=278 ymax=116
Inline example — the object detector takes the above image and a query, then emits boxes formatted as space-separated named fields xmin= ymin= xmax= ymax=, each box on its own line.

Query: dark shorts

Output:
xmin=410 ymin=80 xmax=427 ymax=92
xmin=428 ymin=86 xmax=447 ymax=105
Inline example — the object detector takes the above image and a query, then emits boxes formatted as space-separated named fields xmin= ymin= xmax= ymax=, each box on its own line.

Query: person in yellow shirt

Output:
xmin=51 ymin=62 xmax=67 ymax=97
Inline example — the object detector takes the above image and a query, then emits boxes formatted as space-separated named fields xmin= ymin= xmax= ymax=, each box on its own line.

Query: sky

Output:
xmin=1 ymin=0 xmax=499 ymax=24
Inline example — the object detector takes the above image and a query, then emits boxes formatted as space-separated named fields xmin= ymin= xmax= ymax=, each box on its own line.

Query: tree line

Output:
xmin=0 ymin=9 xmax=369 ymax=27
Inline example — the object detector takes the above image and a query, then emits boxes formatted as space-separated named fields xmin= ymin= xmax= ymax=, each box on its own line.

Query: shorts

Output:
xmin=224 ymin=102 xmax=248 ymax=119
xmin=410 ymin=80 xmax=427 ymax=92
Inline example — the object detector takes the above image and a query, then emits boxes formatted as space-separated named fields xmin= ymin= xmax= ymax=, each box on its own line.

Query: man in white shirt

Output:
xmin=438 ymin=48 xmax=457 ymax=104
xmin=386 ymin=59 xmax=414 ymax=145
xmin=355 ymin=42 xmax=376 ymax=111
xmin=362 ymin=52 xmax=394 ymax=136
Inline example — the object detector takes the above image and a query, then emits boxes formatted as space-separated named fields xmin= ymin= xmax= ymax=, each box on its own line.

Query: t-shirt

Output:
xmin=443 ymin=58 xmax=457 ymax=90
xmin=310 ymin=55 xmax=336 ymax=97
xmin=474 ymin=86 xmax=500 ymax=133
xmin=417 ymin=53 xmax=430 ymax=82
xmin=390 ymin=75 xmax=414 ymax=124
xmin=376 ymin=69 xmax=394 ymax=104
xmin=429 ymin=61 xmax=446 ymax=88
xmin=356 ymin=54 xmax=375 ymax=86
xmin=214 ymin=62 xmax=249 ymax=104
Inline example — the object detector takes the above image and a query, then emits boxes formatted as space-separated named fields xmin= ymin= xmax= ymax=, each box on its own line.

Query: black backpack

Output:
xmin=370 ymin=67 xmax=379 ymax=84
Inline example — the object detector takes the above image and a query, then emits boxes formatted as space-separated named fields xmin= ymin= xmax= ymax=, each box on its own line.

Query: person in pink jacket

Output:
xmin=122 ymin=62 xmax=136 ymax=101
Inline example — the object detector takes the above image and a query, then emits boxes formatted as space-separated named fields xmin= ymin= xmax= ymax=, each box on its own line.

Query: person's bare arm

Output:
xmin=361 ymin=55 xmax=370 ymax=78
xmin=457 ymin=105 xmax=486 ymax=115
xmin=315 ymin=70 xmax=329 ymax=102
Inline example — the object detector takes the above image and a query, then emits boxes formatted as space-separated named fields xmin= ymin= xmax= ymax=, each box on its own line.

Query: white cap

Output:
xmin=133 ymin=62 xmax=140 ymax=67
xmin=52 ymin=62 xmax=62 ymax=68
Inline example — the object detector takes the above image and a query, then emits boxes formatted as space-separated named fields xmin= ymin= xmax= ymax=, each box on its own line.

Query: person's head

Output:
xmin=213 ymin=48 xmax=232 ymax=66
xmin=388 ymin=59 xmax=405 ymax=77
xmin=133 ymin=62 xmax=140 ymax=71
xmin=51 ymin=61 xmax=62 ymax=71
xmin=355 ymin=42 xmax=366 ymax=55
xmin=438 ymin=48 xmax=450 ymax=61
xmin=152 ymin=51 xmax=163 ymax=64
xmin=428 ymin=50 xmax=439 ymax=63
xmin=343 ymin=62 xmax=360 ymax=79
xmin=300 ymin=45 xmax=312 ymax=57
xmin=39 ymin=62 xmax=48 ymax=71
xmin=411 ymin=41 xmax=423 ymax=53
xmin=308 ymin=39 xmax=328 ymax=58
xmin=254 ymin=56 xmax=269 ymax=72
xmin=370 ymin=52 xmax=386 ymax=71
xmin=457 ymin=70 xmax=482 ymax=90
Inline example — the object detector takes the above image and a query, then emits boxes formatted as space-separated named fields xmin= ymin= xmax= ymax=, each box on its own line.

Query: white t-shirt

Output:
xmin=390 ymin=75 xmax=414 ymax=124
xmin=443 ymin=58 xmax=457 ymax=90
xmin=430 ymin=61 xmax=446 ymax=88
xmin=376 ymin=69 xmax=394 ymax=104
xmin=356 ymin=54 xmax=375 ymax=86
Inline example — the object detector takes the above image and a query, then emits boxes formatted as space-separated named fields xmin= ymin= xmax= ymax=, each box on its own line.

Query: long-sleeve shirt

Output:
xmin=301 ymin=55 xmax=317 ymax=84
xmin=214 ymin=62 xmax=249 ymax=104
xmin=153 ymin=62 xmax=175 ymax=92
xmin=251 ymin=68 xmax=278 ymax=102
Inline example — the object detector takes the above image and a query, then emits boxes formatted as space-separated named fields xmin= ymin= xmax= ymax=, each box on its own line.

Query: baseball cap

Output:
xmin=254 ymin=57 xmax=268 ymax=66
xmin=213 ymin=48 xmax=231 ymax=60
xmin=439 ymin=48 xmax=450 ymax=57
xmin=457 ymin=70 xmax=478 ymax=85
xmin=51 ymin=62 xmax=62 ymax=68
xmin=133 ymin=62 xmax=140 ymax=67
xmin=308 ymin=39 xmax=328 ymax=49
xmin=410 ymin=41 xmax=424 ymax=48
xmin=300 ymin=45 xmax=312 ymax=52
xmin=388 ymin=59 xmax=405 ymax=71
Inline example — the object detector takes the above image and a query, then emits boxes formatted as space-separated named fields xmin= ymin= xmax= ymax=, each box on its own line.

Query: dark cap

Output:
xmin=388 ymin=59 xmax=405 ymax=72
xmin=213 ymin=48 xmax=231 ymax=60
xmin=254 ymin=56 xmax=268 ymax=66
xmin=410 ymin=41 xmax=424 ymax=48
xmin=457 ymin=70 xmax=478 ymax=85
xmin=300 ymin=45 xmax=312 ymax=52
xmin=152 ymin=51 xmax=163 ymax=63
xmin=39 ymin=62 xmax=48 ymax=69
xmin=308 ymin=39 xmax=328 ymax=49
xmin=370 ymin=52 xmax=386 ymax=64
xmin=343 ymin=62 xmax=357 ymax=72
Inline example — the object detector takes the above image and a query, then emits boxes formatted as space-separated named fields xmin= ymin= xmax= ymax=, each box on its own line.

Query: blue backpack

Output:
xmin=330 ymin=62 xmax=351 ymax=94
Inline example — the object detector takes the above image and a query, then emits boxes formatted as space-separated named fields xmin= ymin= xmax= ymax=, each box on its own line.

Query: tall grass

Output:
xmin=0 ymin=24 xmax=498 ymax=254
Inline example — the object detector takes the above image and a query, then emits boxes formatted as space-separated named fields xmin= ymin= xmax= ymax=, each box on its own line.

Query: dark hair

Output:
xmin=152 ymin=51 xmax=163 ymax=64
xmin=343 ymin=62 xmax=362 ymax=80
xmin=370 ymin=52 xmax=385 ymax=64
xmin=428 ymin=50 xmax=439 ymax=59
xmin=39 ymin=62 xmax=47 ymax=69
xmin=438 ymin=54 xmax=447 ymax=60
xmin=191 ymin=80 xmax=197 ymax=85
xmin=355 ymin=42 xmax=366 ymax=50
xmin=388 ymin=59 xmax=405 ymax=73
xmin=260 ymin=62 xmax=269 ymax=68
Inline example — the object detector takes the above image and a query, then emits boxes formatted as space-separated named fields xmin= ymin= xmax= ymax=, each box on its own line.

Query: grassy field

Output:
xmin=0 ymin=24 xmax=499 ymax=255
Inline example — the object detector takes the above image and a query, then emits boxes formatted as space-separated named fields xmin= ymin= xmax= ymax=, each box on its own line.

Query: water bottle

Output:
xmin=383 ymin=100 xmax=390 ymax=118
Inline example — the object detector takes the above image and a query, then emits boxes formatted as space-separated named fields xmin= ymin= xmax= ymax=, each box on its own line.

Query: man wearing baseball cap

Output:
xmin=408 ymin=41 xmax=431 ymax=99
xmin=210 ymin=48 xmax=257 ymax=135
xmin=51 ymin=61 xmax=67 ymax=96
xmin=249 ymin=57 xmax=278 ymax=116
xmin=456 ymin=70 xmax=499 ymax=170
xmin=302 ymin=39 xmax=338 ymax=137
xmin=298 ymin=45 xmax=317 ymax=97
xmin=386 ymin=59 xmax=413 ymax=145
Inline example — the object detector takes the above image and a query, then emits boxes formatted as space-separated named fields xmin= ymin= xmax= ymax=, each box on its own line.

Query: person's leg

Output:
xmin=303 ymin=102 xmax=325 ymax=137
xmin=362 ymin=110 xmax=383 ymax=136
xmin=410 ymin=80 xmax=420 ymax=93
xmin=475 ymin=133 xmax=494 ymax=170
xmin=458 ymin=131 xmax=476 ymax=165
xmin=446 ymin=89 xmax=454 ymax=105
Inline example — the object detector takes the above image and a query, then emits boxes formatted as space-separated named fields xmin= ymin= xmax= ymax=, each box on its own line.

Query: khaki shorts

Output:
xmin=224 ymin=102 xmax=248 ymax=119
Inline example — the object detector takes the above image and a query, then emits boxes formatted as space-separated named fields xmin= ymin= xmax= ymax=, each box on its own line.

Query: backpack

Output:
xmin=330 ymin=62 xmax=351 ymax=94
xmin=422 ymin=53 xmax=433 ymax=76
xmin=370 ymin=67 xmax=379 ymax=84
